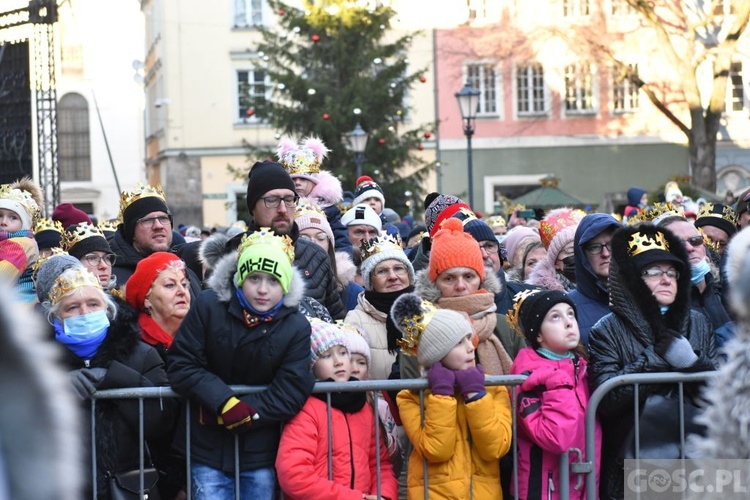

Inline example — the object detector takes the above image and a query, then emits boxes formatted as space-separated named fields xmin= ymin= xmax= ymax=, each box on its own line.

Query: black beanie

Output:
xmin=35 ymin=229 xmax=62 ymax=250
xmin=122 ymin=196 xmax=171 ymax=244
xmin=517 ymin=290 xmax=577 ymax=346
xmin=246 ymin=160 xmax=297 ymax=214
xmin=66 ymin=233 xmax=112 ymax=260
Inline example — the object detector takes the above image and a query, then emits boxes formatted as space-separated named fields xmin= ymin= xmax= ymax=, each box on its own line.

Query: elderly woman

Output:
xmin=344 ymin=233 xmax=416 ymax=381
xmin=62 ymin=222 xmax=118 ymax=290
xmin=589 ymin=224 xmax=717 ymax=500
xmin=36 ymin=258 xmax=173 ymax=499
xmin=125 ymin=252 xmax=191 ymax=359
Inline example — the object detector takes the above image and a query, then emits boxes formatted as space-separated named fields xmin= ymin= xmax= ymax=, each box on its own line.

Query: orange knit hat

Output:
xmin=428 ymin=218 xmax=484 ymax=282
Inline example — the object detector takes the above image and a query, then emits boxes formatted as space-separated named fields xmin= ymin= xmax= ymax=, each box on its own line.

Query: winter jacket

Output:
xmin=567 ymin=214 xmax=621 ymax=346
xmin=167 ymin=252 xmax=315 ymax=472
xmin=493 ymin=269 xmax=539 ymax=316
xmin=397 ymin=384 xmax=513 ymax=500
xmin=324 ymin=203 xmax=352 ymax=252
xmin=510 ymin=347 xmax=601 ymax=500
xmin=276 ymin=396 xmax=398 ymax=500
xmin=588 ymin=225 xmax=717 ymax=500
xmin=345 ymin=293 xmax=398 ymax=381
xmin=0 ymin=229 xmax=38 ymax=302
xmin=690 ymin=271 xmax=733 ymax=336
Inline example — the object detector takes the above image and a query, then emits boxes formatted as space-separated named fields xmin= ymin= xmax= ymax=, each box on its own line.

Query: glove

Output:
xmin=521 ymin=368 xmax=573 ymax=392
xmin=427 ymin=362 xmax=456 ymax=396
xmin=218 ymin=397 xmax=258 ymax=431
xmin=660 ymin=336 xmax=699 ymax=369
xmin=69 ymin=368 xmax=108 ymax=400
xmin=653 ymin=328 xmax=682 ymax=358
xmin=454 ymin=365 xmax=486 ymax=398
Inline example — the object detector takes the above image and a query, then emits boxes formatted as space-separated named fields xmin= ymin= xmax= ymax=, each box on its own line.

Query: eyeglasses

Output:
xmin=82 ymin=253 xmax=116 ymax=266
xmin=479 ymin=242 xmax=499 ymax=254
xmin=299 ymin=232 xmax=329 ymax=242
xmin=373 ymin=264 xmax=409 ymax=278
xmin=682 ymin=235 xmax=704 ymax=248
xmin=136 ymin=215 xmax=172 ymax=229
xmin=261 ymin=195 xmax=299 ymax=209
xmin=585 ymin=242 xmax=611 ymax=255
xmin=641 ymin=267 xmax=680 ymax=280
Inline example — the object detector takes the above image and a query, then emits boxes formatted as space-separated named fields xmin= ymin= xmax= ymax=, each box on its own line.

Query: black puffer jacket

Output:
xmin=589 ymin=225 xmax=717 ymax=500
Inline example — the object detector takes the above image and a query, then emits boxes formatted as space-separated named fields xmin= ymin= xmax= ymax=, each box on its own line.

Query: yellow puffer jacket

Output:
xmin=397 ymin=384 xmax=513 ymax=499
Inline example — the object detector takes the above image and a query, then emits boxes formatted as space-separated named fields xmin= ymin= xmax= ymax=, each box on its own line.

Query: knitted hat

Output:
xmin=276 ymin=136 xmax=329 ymax=184
xmin=428 ymin=218 xmax=484 ymax=282
xmin=0 ymin=178 xmax=42 ymax=230
xmin=424 ymin=193 xmax=471 ymax=237
xmin=501 ymin=226 xmax=539 ymax=265
xmin=118 ymin=183 xmax=171 ymax=244
xmin=506 ymin=289 xmax=577 ymax=346
xmin=539 ymin=208 xmax=584 ymax=262
xmin=61 ymin=223 xmax=112 ymax=260
xmin=695 ymin=203 xmax=737 ymax=237
xmin=309 ymin=318 xmax=350 ymax=366
xmin=337 ymin=321 xmax=372 ymax=369
xmin=295 ymin=198 xmax=335 ymax=247
xmin=33 ymin=218 xmax=64 ymax=251
xmin=451 ymin=208 xmax=496 ymax=243
xmin=381 ymin=208 xmax=401 ymax=223
xmin=235 ymin=228 xmax=295 ymax=293
xmin=34 ymin=253 xmax=82 ymax=304
xmin=391 ymin=293 xmax=473 ymax=367
xmin=352 ymin=176 xmax=385 ymax=207
xmin=245 ymin=160 xmax=297 ymax=214
xmin=359 ymin=233 xmax=415 ymax=290
xmin=52 ymin=203 xmax=92 ymax=230
xmin=341 ymin=204 xmax=382 ymax=231
xmin=125 ymin=252 xmax=184 ymax=312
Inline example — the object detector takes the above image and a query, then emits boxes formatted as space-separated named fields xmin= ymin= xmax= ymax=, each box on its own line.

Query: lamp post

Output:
xmin=404 ymin=190 xmax=413 ymax=219
xmin=455 ymin=82 xmax=480 ymax=208
xmin=348 ymin=122 xmax=368 ymax=179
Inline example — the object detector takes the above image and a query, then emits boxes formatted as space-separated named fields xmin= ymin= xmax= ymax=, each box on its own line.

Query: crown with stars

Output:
xmin=395 ymin=298 xmax=438 ymax=358
xmin=276 ymin=136 xmax=329 ymax=176
xmin=118 ymin=182 xmax=167 ymax=220
xmin=237 ymin=227 xmax=295 ymax=263
xmin=61 ymin=222 xmax=107 ymax=251
xmin=294 ymin=199 xmax=327 ymax=218
xmin=0 ymin=183 xmax=41 ymax=226
xmin=506 ymin=289 xmax=542 ymax=337
xmin=49 ymin=267 xmax=102 ymax=305
xmin=627 ymin=230 xmax=670 ymax=257
xmin=359 ymin=232 xmax=403 ymax=262
xmin=34 ymin=217 xmax=63 ymax=234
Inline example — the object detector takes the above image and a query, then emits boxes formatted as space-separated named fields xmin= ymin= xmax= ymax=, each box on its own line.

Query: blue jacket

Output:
xmin=567 ymin=213 xmax=621 ymax=347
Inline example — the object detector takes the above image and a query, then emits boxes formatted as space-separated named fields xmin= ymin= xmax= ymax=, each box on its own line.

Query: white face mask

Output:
xmin=690 ymin=259 xmax=711 ymax=285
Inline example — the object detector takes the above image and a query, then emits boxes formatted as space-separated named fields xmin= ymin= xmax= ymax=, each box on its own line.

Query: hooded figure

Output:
xmin=567 ymin=213 xmax=621 ymax=346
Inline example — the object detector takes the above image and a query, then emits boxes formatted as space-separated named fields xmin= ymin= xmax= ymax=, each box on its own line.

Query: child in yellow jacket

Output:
xmin=393 ymin=293 xmax=513 ymax=500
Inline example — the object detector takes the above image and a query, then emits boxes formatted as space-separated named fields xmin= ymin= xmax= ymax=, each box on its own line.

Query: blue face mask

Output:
xmin=690 ymin=259 xmax=711 ymax=285
xmin=63 ymin=309 xmax=110 ymax=339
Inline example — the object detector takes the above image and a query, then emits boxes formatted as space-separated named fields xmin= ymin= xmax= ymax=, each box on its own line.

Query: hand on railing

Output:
xmin=69 ymin=367 xmax=107 ymax=399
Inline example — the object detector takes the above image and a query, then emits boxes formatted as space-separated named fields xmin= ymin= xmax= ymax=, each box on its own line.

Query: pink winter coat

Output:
xmin=510 ymin=347 xmax=602 ymax=500
xmin=276 ymin=395 xmax=398 ymax=500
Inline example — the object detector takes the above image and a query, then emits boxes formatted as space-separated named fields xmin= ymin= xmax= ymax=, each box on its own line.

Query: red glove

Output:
xmin=521 ymin=369 xmax=573 ymax=392
xmin=427 ymin=361 xmax=456 ymax=396
xmin=454 ymin=364 xmax=486 ymax=399
xmin=218 ymin=397 xmax=258 ymax=431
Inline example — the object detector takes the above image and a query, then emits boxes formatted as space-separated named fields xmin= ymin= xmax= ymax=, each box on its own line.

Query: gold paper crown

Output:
xmin=48 ymin=267 xmax=102 ymax=305
xmin=118 ymin=182 xmax=167 ymax=220
xmin=0 ymin=183 xmax=41 ymax=226
xmin=359 ymin=232 xmax=404 ymax=262
xmin=237 ymin=227 xmax=295 ymax=263
xmin=280 ymin=150 xmax=321 ymax=176
xmin=32 ymin=247 xmax=67 ymax=277
xmin=697 ymin=202 xmax=738 ymax=227
xmin=295 ymin=199 xmax=327 ymax=219
xmin=61 ymin=222 xmax=107 ymax=251
xmin=627 ymin=202 xmax=682 ymax=225
xmin=98 ymin=219 xmax=120 ymax=233
xmin=506 ymin=289 xmax=542 ymax=338
xmin=456 ymin=207 xmax=478 ymax=225
xmin=627 ymin=231 xmax=670 ymax=257
xmin=487 ymin=215 xmax=506 ymax=228
xmin=34 ymin=217 xmax=63 ymax=234
xmin=396 ymin=299 xmax=438 ymax=358
xmin=334 ymin=320 xmax=364 ymax=337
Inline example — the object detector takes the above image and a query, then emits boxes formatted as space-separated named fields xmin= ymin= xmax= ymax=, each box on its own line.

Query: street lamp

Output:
xmin=348 ymin=122 xmax=368 ymax=179
xmin=404 ymin=190 xmax=413 ymax=219
xmin=455 ymin=82 xmax=480 ymax=208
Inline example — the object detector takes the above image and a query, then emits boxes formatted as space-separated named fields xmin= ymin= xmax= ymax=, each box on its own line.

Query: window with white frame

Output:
xmin=237 ymin=69 xmax=267 ymax=122
xmin=466 ymin=63 xmax=499 ymax=116
xmin=516 ymin=63 xmax=546 ymax=115
xmin=612 ymin=64 xmax=639 ymax=112
xmin=726 ymin=61 xmax=744 ymax=113
xmin=564 ymin=63 xmax=595 ymax=114
xmin=58 ymin=93 xmax=91 ymax=181
xmin=234 ymin=0 xmax=265 ymax=27
xmin=611 ymin=0 xmax=633 ymax=16
xmin=563 ymin=0 xmax=590 ymax=17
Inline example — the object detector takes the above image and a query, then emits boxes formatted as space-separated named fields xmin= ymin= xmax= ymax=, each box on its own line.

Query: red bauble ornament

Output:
xmin=424 ymin=131 xmax=432 ymax=139
xmin=246 ymin=109 xmax=255 ymax=117
xmin=418 ymin=144 xmax=424 ymax=151
xmin=312 ymin=34 xmax=321 ymax=42
xmin=322 ymin=113 xmax=330 ymax=120
xmin=419 ymin=75 xmax=427 ymax=83
xmin=278 ymin=9 xmax=285 ymax=15
xmin=378 ymin=138 xmax=386 ymax=145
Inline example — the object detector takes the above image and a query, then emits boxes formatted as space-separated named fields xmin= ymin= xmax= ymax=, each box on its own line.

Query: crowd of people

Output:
xmin=2 ymin=137 xmax=750 ymax=499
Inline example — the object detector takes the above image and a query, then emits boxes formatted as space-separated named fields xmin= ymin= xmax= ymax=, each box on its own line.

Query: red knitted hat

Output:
xmin=428 ymin=218 xmax=484 ymax=282
xmin=125 ymin=252 xmax=184 ymax=312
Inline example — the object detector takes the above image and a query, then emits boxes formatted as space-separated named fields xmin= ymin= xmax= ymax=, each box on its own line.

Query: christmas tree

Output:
xmin=238 ymin=0 xmax=435 ymax=217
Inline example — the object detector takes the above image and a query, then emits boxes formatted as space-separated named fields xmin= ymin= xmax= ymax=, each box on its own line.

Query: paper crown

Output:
xmin=0 ymin=183 xmax=41 ymax=225
xmin=395 ymin=297 xmax=438 ymax=358
xmin=359 ymin=232 xmax=403 ymax=262
xmin=34 ymin=217 xmax=63 ymax=234
xmin=32 ymin=247 xmax=67 ymax=277
xmin=539 ymin=208 xmax=584 ymax=249
xmin=627 ymin=231 xmax=670 ymax=257
xmin=453 ymin=206 xmax=478 ymax=225
xmin=276 ymin=136 xmax=329 ymax=176
xmin=98 ymin=219 xmax=120 ymax=233
xmin=506 ymin=289 xmax=542 ymax=337
xmin=49 ymin=267 xmax=102 ymax=305
xmin=697 ymin=202 xmax=737 ymax=227
xmin=118 ymin=182 xmax=167 ymax=220
xmin=334 ymin=320 xmax=364 ymax=337
xmin=295 ymin=199 xmax=327 ymax=218
xmin=627 ymin=202 xmax=683 ymax=225
xmin=61 ymin=222 xmax=106 ymax=251
xmin=237 ymin=227 xmax=295 ymax=264
xmin=487 ymin=215 xmax=506 ymax=228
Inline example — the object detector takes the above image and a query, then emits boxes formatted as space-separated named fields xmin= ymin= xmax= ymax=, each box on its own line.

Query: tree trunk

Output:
xmin=688 ymin=126 xmax=717 ymax=193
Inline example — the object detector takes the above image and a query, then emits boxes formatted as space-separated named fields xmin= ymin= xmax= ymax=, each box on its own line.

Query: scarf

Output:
xmin=313 ymin=377 xmax=367 ymax=413
xmin=236 ymin=286 xmax=282 ymax=327
xmin=437 ymin=290 xmax=513 ymax=375
xmin=138 ymin=313 xmax=174 ymax=349
xmin=53 ymin=318 xmax=109 ymax=360
xmin=537 ymin=347 xmax=574 ymax=360
xmin=364 ymin=285 xmax=415 ymax=354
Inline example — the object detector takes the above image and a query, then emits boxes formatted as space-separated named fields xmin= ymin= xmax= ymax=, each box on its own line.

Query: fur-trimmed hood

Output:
xmin=414 ymin=265 xmax=502 ymax=303
xmin=526 ymin=258 xmax=572 ymax=292
xmin=206 ymin=249 xmax=305 ymax=308
xmin=335 ymin=250 xmax=357 ymax=287
xmin=199 ymin=231 xmax=230 ymax=273
xmin=725 ymin=226 xmax=750 ymax=321
xmin=308 ymin=170 xmax=343 ymax=207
